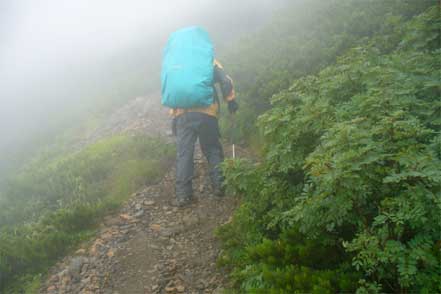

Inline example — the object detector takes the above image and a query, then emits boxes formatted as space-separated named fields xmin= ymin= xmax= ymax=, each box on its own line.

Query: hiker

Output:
xmin=161 ymin=27 xmax=238 ymax=207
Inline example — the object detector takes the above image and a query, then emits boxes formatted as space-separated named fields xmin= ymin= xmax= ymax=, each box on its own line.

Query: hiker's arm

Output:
xmin=214 ymin=60 xmax=238 ymax=114
xmin=213 ymin=61 xmax=235 ymax=102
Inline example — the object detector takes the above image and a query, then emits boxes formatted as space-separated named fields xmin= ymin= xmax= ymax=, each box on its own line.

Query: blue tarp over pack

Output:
xmin=161 ymin=26 xmax=214 ymax=109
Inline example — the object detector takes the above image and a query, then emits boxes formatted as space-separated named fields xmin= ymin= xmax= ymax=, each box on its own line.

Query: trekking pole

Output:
xmin=231 ymin=113 xmax=236 ymax=159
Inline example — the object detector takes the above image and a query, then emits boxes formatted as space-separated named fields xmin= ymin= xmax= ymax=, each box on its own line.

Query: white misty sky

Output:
xmin=1 ymin=0 xmax=212 ymax=80
xmin=0 ymin=0 xmax=288 ymax=85
xmin=0 ymin=0 xmax=288 ymax=162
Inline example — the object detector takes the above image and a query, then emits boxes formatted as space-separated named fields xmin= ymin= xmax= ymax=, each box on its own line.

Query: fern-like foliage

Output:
xmin=218 ymin=4 xmax=440 ymax=293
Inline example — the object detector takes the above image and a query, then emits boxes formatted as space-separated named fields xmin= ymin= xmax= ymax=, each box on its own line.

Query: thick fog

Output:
xmin=0 ymin=0 xmax=289 ymax=174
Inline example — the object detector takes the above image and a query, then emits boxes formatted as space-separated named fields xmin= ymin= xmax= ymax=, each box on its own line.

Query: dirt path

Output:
xmin=41 ymin=145 xmax=243 ymax=294
xmin=40 ymin=94 xmax=246 ymax=293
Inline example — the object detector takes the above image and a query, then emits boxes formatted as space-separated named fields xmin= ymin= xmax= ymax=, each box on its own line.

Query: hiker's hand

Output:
xmin=228 ymin=100 xmax=238 ymax=114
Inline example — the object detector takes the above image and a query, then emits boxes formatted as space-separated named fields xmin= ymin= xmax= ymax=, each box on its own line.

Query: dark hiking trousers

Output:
xmin=175 ymin=112 xmax=224 ymax=201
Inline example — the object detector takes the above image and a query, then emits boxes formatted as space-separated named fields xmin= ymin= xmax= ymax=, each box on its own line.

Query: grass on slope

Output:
xmin=0 ymin=135 xmax=175 ymax=292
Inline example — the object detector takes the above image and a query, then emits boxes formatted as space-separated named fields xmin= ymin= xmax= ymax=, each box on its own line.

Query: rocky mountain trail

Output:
xmin=41 ymin=144 xmax=248 ymax=294
xmin=74 ymin=95 xmax=171 ymax=150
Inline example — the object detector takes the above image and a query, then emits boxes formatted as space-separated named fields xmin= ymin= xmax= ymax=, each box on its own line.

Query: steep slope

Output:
xmin=0 ymin=95 xmax=176 ymax=292
xmin=217 ymin=5 xmax=440 ymax=293
xmin=41 ymin=145 xmax=250 ymax=294
xmin=220 ymin=0 xmax=436 ymax=141
xmin=73 ymin=94 xmax=170 ymax=150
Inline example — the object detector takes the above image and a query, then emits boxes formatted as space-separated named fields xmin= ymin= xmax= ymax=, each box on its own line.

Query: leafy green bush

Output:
xmin=220 ymin=0 xmax=436 ymax=144
xmin=218 ymin=5 xmax=440 ymax=293
xmin=0 ymin=135 xmax=175 ymax=291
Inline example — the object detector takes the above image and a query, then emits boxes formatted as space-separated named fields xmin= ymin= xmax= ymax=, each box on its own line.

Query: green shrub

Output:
xmin=220 ymin=0 xmax=436 ymax=143
xmin=218 ymin=5 xmax=440 ymax=293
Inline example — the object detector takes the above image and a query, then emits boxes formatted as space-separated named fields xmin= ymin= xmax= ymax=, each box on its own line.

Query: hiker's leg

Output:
xmin=198 ymin=114 xmax=225 ymax=193
xmin=176 ymin=113 xmax=197 ymax=203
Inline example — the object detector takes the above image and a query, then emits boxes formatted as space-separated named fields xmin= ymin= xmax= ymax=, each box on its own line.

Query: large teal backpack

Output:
xmin=161 ymin=26 xmax=214 ymax=109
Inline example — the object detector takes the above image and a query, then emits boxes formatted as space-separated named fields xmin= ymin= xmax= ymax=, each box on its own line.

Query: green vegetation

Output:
xmin=218 ymin=2 xmax=440 ymax=293
xmin=0 ymin=135 xmax=175 ymax=292
xmin=1 ymin=1 xmax=439 ymax=293
xmin=220 ymin=0 xmax=435 ymax=144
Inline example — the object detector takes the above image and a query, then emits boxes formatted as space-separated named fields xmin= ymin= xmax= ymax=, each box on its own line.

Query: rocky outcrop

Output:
xmin=75 ymin=95 xmax=171 ymax=150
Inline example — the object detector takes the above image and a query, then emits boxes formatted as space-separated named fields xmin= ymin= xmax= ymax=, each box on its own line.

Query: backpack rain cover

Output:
xmin=161 ymin=26 xmax=214 ymax=109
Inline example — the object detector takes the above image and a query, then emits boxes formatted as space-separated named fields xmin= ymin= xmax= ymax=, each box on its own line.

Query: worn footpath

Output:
xmin=40 ymin=95 xmax=245 ymax=294
xmin=41 ymin=144 xmax=244 ymax=294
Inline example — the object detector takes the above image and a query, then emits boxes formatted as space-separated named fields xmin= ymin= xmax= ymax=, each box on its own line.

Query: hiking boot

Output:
xmin=172 ymin=196 xmax=193 ymax=207
xmin=212 ymin=187 xmax=225 ymax=198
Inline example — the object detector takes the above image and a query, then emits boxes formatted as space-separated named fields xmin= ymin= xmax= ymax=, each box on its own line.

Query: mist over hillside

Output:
xmin=0 ymin=0 xmax=289 ymax=177
xmin=0 ymin=1 xmax=438 ymax=292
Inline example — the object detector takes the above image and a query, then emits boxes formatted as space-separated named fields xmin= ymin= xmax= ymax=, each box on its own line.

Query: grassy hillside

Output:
xmin=0 ymin=135 xmax=175 ymax=292
xmin=218 ymin=3 xmax=440 ymax=293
